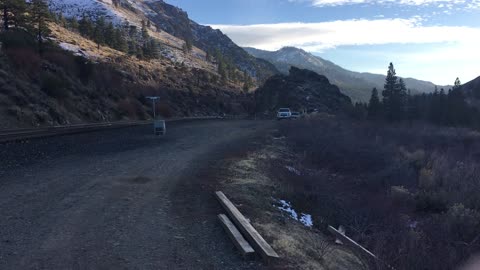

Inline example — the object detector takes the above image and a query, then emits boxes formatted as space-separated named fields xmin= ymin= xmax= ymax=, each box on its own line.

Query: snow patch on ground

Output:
xmin=275 ymin=199 xmax=313 ymax=227
xmin=58 ymin=42 xmax=99 ymax=59
xmin=285 ymin=165 xmax=301 ymax=176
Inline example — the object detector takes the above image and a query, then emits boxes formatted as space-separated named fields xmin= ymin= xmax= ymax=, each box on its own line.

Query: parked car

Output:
xmin=291 ymin=112 xmax=301 ymax=119
xmin=277 ymin=108 xmax=292 ymax=120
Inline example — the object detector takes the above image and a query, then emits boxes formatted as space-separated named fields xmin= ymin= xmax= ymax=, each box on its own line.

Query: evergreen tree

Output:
xmin=93 ymin=16 xmax=105 ymax=49
xmin=182 ymin=37 xmax=192 ymax=53
xmin=453 ymin=77 xmax=461 ymax=90
xmin=218 ymin=60 xmax=227 ymax=82
xmin=242 ymin=70 xmax=253 ymax=92
xmin=57 ymin=12 xmax=67 ymax=27
xmin=68 ymin=17 xmax=79 ymax=30
xmin=113 ymin=27 xmax=127 ymax=52
xmin=1 ymin=0 xmax=27 ymax=30
xmin=382 ymin=63 xmax=407 ymax=121
xmin=205 ymin=50 xmax=211 ymax=62
xmin=128 ymin=40 xmax=137 ymax=56
xmin=78 ymin=15 xmax=93 ymax=37
xmin=128 ymin=25 xmax=137 ymax=39
xmin=141 ymin=19 xmax=148 ymax=40
xmin=104 ymin=21 xmax=115 ymax=47
xmin=367 ymin=88 xmax=382 ymax=119
xmin=30 ymin=0 xmax=51 ymax=53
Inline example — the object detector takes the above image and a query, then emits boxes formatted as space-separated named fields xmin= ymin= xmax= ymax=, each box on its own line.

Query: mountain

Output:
xmin=245 ymin=47 xmax=446 ymax=102
xmin=144 ymin=1 xmax=279 ymax=81
xmin=462 ymin=76 xmax=480 ymax=98
xmin=1 ymin=0 xmax=273 ymax=128
xmin=255 ymin=67 xmax=352 ymax=113
xmin=49 ymin=0 xmax=279 ymax=82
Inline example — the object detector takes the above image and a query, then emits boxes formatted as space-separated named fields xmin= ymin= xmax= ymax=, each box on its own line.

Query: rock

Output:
xmin=255 ymin=67 xmax=352 ymax=114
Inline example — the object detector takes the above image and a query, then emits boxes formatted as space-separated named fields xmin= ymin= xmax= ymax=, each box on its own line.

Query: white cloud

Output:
xmin=210 ymin=18 xmax=480 ymax=52
xmin=293 ymin=0 xmax=480 ymax=8
xmin=211 ymin=18 xmax=480 ymax=84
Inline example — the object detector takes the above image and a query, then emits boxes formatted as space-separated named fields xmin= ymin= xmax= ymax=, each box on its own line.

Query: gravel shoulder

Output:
xmin=0 ymin=120 xmax=273 ymax=270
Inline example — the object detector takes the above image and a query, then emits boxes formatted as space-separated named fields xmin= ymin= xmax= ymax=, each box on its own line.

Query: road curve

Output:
xmin=0 ymin=120 xmax=273 ymax=270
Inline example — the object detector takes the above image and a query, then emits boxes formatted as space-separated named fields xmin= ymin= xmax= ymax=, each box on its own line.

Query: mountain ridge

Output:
xmin=49 ymin=0 xmax=279 ymax=82
xmin=245 ymin=46 xmax=448 ymax=102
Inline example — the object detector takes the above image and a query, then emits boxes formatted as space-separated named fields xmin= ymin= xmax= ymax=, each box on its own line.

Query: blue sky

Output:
xmin=166 ymin=0 xmax=480 ymax=85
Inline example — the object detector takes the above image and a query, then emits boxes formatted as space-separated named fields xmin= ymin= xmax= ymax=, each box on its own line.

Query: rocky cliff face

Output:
xmin=255 ymin=67 xmax=352 ymax=113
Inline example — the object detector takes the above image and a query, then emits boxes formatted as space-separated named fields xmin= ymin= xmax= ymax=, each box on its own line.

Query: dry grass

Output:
xmin=49 ymin=23 xmax=217 ymax=75
xmin=220 ymin=137 xmax=364 ymax=269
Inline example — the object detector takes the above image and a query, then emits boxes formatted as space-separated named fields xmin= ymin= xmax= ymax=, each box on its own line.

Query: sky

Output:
xmin=165 ymin=0 xmax=480 ymax=85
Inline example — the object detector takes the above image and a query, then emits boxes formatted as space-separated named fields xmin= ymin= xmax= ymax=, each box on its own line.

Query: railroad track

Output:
xmin=0 ymin=117 xmax=222 ymax=143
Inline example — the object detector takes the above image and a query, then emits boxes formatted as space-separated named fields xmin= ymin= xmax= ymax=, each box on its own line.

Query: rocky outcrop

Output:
xmin=254 ymin=67 xmax=352 ymax=113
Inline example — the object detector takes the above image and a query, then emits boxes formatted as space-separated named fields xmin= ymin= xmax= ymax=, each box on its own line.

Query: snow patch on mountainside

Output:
xmin=49 ymin=0 xmax=153 ymax=25
xmin=49 ymin=0 xmax=114 ymax=19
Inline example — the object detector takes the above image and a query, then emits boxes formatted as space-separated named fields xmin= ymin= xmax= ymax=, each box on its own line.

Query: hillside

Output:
xmin=255 ymin=67 xmax=352 ymax=113
xmin=462 ymin=76 xmax=480 ymax=98
xmin=245 ymin=47 xmax=445 ymax=102
xmin=0 ymin=23 xmax=254 ymax=129
xmin=0 ymin=0 xmax=283 ymax=129
xmin=49 ymin=0 xmax=279 ymax=82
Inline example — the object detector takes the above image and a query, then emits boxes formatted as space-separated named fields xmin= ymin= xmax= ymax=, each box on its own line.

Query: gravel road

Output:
xmin=0 ymin=120 xmax=273 ymax=270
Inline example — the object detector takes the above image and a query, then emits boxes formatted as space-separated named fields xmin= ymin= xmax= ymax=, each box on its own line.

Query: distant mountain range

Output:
xmin=245 ymin=47 xmax=449 ymax=102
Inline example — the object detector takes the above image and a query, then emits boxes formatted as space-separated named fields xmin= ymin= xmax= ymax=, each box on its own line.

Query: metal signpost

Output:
xmin=146 ymin=96 xmax=166 ymax=136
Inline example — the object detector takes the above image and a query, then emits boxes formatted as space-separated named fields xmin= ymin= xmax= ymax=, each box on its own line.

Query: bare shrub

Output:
xmin=40 ymin=72 xmax=70 ymax=99
xmin=310 ymin=236 xmax=333 ymax=261
xmin=157 ymin=103 xmax=173 ymax=118
xmin=418 ymin=168 xmax=435 ymax=190
xmin=117 ymin=99 xmax=138 ymax=118
xmin=6 ymin=48 xmax=42 ymax=75
xmin=277 ymin=116 xmax=480 ymax=270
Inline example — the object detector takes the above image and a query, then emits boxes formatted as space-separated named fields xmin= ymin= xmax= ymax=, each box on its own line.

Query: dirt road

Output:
xmin=0 ymin=120 xmax=273 ymax=270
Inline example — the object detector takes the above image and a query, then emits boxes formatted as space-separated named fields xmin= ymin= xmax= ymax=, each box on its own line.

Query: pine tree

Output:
xmin=128 ymin=25 xmax=137 ymax=39
xmin=382 ymin=63 xmax=407 ymax=122
xmin=78 ymin=15 xmax=93 ymax=37
xmin=367 ymin=88 xmax=382 ymax=120
xmin=141 ymin=19 xmax=148 ymax=40
xmin=1 ymin=0 xmax=27 ymax=30
xmin=242 ymin=70 xmax=253 ymax=92
xmin=104 ymin=21 xmax=115 ymax=47
xmin=128 ymin=40 xmax=136 ymax=56
xmin=182 ymin=37 xmax=192 ymax=53
xmin=69 ymin=17 xmax=79 ymax=30
xmin=205 ymin=50 xmax=211 ymax=62
xmin=453 ymin=77 xmax=461 ymax=90
xmin=93 ymin=16 xmax=105 ymax=49
xmin=113 ymin=27 xmax=127 ymax=52
xmin=30 ymin=0 xmax=51 ymax=53
xmin=218 ymin=60 xmax=227 ymax=82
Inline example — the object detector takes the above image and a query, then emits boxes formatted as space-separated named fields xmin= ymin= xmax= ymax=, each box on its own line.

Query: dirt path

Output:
xmin=0 ymin=120 xmax=273 ymax=270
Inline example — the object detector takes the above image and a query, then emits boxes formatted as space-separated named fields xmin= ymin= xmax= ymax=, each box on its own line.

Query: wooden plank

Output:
xmin=328 ymin=225 xmax=377 ymax=259
xmin=218 ymin=214 xmax=255 ymax=257
xmin=215 ymin=191 xmax=279 ymax=261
